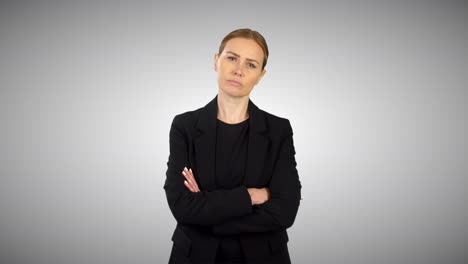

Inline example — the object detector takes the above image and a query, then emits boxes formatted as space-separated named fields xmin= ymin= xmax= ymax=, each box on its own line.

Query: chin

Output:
xmin=221 ymin=87 xmax=249 ymax=98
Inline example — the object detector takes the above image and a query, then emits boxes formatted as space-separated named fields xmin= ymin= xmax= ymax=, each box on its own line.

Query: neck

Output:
xmin=217 ymin=89 xmax=250 ymax=124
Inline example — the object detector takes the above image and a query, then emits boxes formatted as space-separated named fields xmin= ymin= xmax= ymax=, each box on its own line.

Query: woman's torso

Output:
xmin=215 ymin=117 xmax=249 ymax=263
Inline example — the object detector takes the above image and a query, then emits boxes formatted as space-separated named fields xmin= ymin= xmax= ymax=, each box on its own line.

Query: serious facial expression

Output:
xmin=214 ymin=38 xmax=266 ymax=98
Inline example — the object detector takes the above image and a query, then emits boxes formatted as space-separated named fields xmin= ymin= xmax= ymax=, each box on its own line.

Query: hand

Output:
xmin=247 ymin=187 xmax=270 ymax=205
xmin=182 ymin=167 xmax=200 ymax=192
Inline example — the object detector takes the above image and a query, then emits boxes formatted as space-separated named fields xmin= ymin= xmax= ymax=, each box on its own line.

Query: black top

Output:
xmin=214 ymin=117 xmax=250 ymax=263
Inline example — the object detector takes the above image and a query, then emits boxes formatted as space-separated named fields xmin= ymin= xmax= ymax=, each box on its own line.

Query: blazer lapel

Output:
xmin=194 ymin=94 xmax=271 ymax=191
xmin=194 ymin=96 xmax=218 ymax=191
xmin=244 ymin=98 xmax=270 ymax=187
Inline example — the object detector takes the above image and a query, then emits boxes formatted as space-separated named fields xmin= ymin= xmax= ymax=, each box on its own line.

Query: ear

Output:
xmin=255 ymin=69 xmax=267 ymax=85
xmin=214 ymin=53 xmax=219 ymax=72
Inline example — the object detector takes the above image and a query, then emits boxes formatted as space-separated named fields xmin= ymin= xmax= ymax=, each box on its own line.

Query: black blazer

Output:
xmin=164 ymin=94 xmax=302 ymax=264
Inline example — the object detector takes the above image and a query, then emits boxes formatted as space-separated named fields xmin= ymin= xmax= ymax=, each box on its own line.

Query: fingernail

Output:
xmin=182 ymin=171 xmax=186 ymax=176
xmin=189 ymin=168 xmax=193 ymax=173
xmin=184 ymin=167 xmax=188 ymax=171
xmin=184 ymin=180 xmax=188 ymax=185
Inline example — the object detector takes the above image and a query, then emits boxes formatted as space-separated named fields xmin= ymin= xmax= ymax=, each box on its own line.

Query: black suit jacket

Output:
xmin=164 ymin=95 xmax=302 ymax=264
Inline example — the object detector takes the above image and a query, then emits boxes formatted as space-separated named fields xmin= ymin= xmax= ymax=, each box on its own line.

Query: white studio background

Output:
xmin=0 ymin=1 xmax=467 ymax=264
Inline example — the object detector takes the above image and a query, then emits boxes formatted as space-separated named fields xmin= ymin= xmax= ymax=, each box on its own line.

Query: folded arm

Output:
xmin=163 ymin=115 xmax=253 ymax=226
xmin=211 ymin=119 xmax=302 ymax=235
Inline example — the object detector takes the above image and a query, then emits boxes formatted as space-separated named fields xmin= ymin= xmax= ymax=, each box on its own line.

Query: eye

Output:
xmin=248 ymin=63 xmax=256 ymax=68
xmin=227 ymin=56 xmax=236 ymax=61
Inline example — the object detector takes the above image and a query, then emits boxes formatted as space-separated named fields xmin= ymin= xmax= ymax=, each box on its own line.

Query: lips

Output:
xmin=228 ymin=80 xmax=242 ymax=87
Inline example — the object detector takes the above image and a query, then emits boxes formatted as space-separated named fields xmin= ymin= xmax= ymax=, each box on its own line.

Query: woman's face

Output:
xmin=214 ymin=37 xmax=266 ymax=98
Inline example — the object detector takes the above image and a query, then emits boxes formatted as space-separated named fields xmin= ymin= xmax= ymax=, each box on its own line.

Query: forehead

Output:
xmin=223 ymin=38 xmax=264 ymax=62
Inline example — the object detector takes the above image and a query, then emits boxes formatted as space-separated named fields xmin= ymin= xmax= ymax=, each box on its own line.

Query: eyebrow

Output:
xmin=226 ymin=51 xmax=260 ymax=65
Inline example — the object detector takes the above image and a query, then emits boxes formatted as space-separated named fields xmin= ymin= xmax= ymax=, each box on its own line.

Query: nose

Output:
xmin=233 ymin=64 xmax=243 ymax=77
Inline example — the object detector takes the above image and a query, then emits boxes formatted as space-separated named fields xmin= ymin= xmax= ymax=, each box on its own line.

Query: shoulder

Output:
xmin=171 ymin=108 xmax=201 ymax=125
xmin=259 ymin=108 xmax=294 ymax=135
xmin=170 ymin=105 xmax=205 ymax=133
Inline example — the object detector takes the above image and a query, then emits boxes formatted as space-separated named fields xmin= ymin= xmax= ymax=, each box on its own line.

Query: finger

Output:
xmin=184 ymin=168 xmax=200 ymax=192
xmin=184 ymin=180 xmax=197 ymax=192
xmin=182 ymin=168 xmax=196 ymax=188
xmin=182 ymin=169 xmax=200 ymax=192
xmin=186 ymin=176 xmax=199 ymax=193
xmin=187 ymin=168 xmax=200 ymax=192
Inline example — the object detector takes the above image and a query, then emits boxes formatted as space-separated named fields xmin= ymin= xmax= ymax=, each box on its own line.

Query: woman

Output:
xmin=164 ymin=28 xmax=302 ymax=264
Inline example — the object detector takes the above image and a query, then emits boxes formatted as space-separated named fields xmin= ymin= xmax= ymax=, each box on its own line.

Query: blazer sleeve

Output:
xmin=211 ymin=119 xmax=302 ymax=235
xmin=163 ymin=115 xmax=253 ymax=226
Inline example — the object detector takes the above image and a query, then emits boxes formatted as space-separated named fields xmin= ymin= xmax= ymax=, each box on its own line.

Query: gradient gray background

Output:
xmin=1 ymin=0 xmax=467 ymax=263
